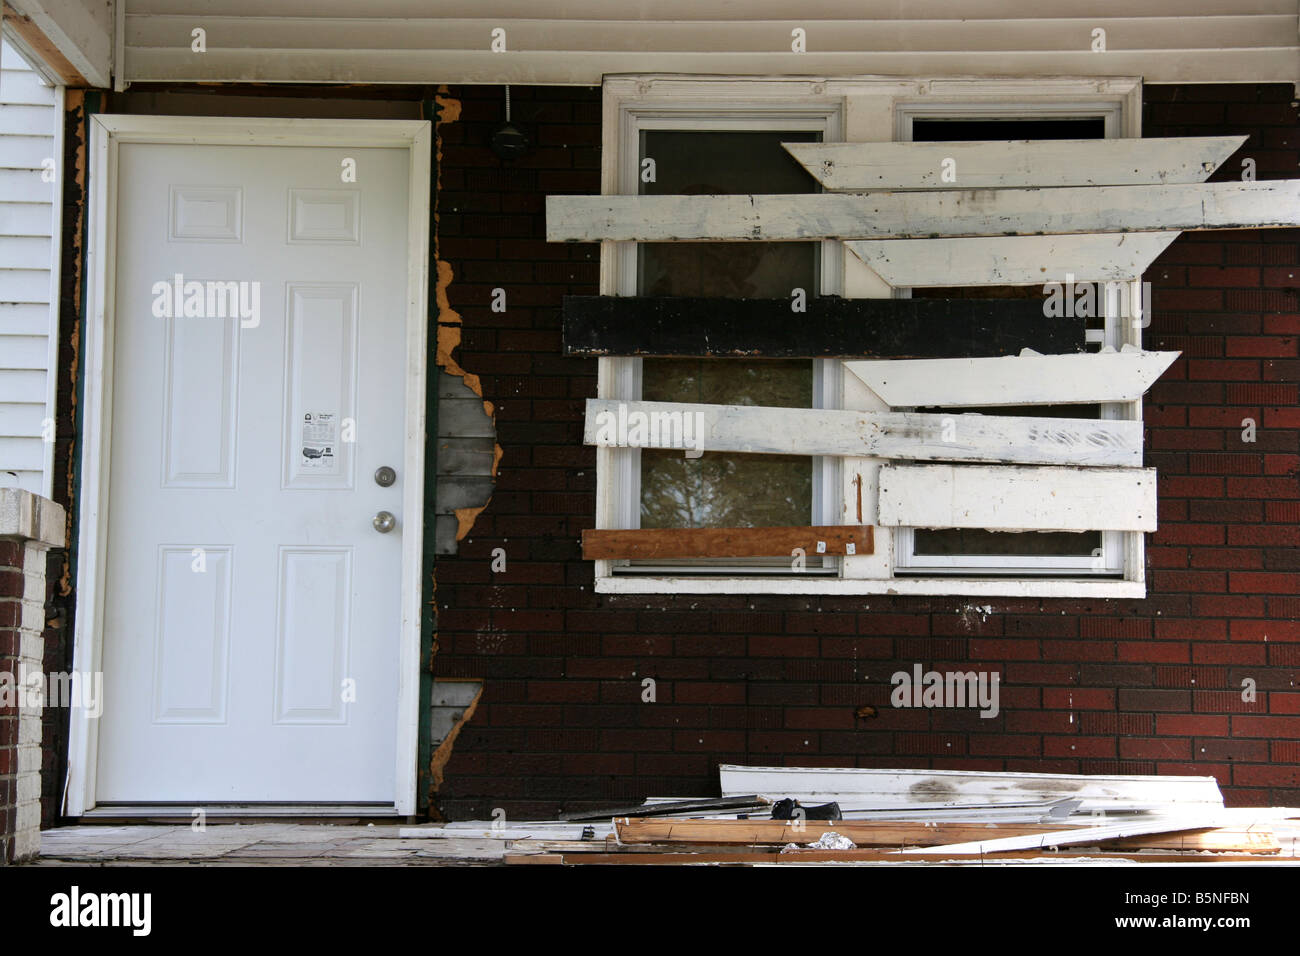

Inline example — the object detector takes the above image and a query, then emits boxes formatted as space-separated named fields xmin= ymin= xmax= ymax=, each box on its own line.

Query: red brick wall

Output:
xmin=431 ymin=81 xmax=1300 ymax=819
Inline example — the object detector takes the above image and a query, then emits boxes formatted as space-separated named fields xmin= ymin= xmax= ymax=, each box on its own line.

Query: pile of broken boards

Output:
xmin=424 ymin=767 xmax=1300 ymax=866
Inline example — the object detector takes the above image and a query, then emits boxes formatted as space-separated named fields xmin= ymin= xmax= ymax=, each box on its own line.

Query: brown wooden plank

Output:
xmin=612 ymin=817 xmax=1280 ymax=853
xmin=1108 ymin=826 xmax=1280 ymax=854
xmin=2 ymin=3 xmax=90 ymax=86
xmin=506 ymin=848 xmax=1299 ymax=866
xmin=614 ymin=817 xmax=1068 ymax=846
xmin=582 ymin=526 xmax=874 ymax=560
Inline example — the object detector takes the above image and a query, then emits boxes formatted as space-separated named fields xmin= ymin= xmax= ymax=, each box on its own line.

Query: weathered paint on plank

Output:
xmin=545 ymin=180 xmax=1300 ymax=242
xmin=562 ymin=295 xmax=1082 ymax=358
xmin=584 ymin=399 xmax=1143 ymax=468
xmin=718 ymin=765 xmax=1223 ymax=809
xmin=846 ymin=232 xmax=1179 ymax=287
xmin=612 ymin=817 xmax=1279 ymax=853
xmin=876 ymin=463 xmax=1158 ymax=531
xmin=845 ymin=349 xmax=1180 ymax=407
xmin=783 ymin=136 xmax=1245 ymax=191
xmin=899 ymin=814 xmax=1243 ymax=855
xmin=581 ymin=525 xmax=874 ymax=560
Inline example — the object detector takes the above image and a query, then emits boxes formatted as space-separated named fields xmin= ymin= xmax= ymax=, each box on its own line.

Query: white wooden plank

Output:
xmin=0 ymin=402 xmax=46 ymax=437
xmin=123 ymin=16 xmax=1291 ymax=54
xmin=13 ymin=0 xmax=114 ymax=87
xmin=846 ymin=232 xmax=1179 ymax=287
xmin=0 ymin=470 xmax=42 ymax=494
xmin=898 ymin=814 xmax=1239 ymax=855
xmin=122 ymin=2 xmax=1300 ymax=18
xmin=0 ymin=107 xmax=58 ymax=139
xmin=122 ymin=48 xmax=1300 ymax=89
xmin=546 ymin=181 xmax=1300 ymax=242
xmin=877 ymin=463 xmax=1157 ymax=532
xmin=0 ymin=169 xmax=53 ymax=203
xmin=0 ymin=70 xmax=57 ymax=107
xmin=0 ymin=335 xmax=52 ymax=370
xmin=719 ymin=765 xmax=1224 ymax=811
xmin=784 ymin=136 xmax=1244 ymax=191
xmin=584 ymin=399 xmax=1142 ymax=467
xmin=598 ymin=575 xmax=1145 ymax=599
xmin=0 ymin=269 xmax=53 ymax=304
xmin=0 ymin=134 xmax=55 ymax=169
xmin=0 ymin=304 xmax=53 ymax=336
xmin=0 ymin=236 xmax=56 ymax=269
xmin=0 ymin=203 xmax=53 ymax=236
xmin=0 ymin=369 xmax=44 ymax=404
xmin=845 ymin=348 xmax=1180 ymax=407
xmin=0 ymin=436 xmax=46 ymax=470
xmin=398 ymin=824 xmax=614 ymax=841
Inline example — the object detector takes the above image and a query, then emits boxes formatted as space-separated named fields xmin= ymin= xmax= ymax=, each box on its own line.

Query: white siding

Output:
xmin=0 ymin=40 xmax=59 ymax=496
xmin=121 ymin=1 xmax=1300 ymax=87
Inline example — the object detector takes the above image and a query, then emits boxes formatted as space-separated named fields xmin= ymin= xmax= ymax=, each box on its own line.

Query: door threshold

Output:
xmin=80 ymin=804 xmax=402 ymax=821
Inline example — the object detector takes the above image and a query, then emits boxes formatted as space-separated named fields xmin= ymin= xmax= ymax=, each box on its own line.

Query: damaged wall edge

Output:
xmin=421 ymin=87 xmax=491 ymax=816
xmin=432 ymin=87 xmax=502 ymax=548
xmin=427 ymin=679 xmax=485 ymax=815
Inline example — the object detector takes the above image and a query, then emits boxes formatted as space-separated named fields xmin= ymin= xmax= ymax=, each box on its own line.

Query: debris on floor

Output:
xmin=36 ymin=767 xmax=1300 ymax=867
xmin=457 ymin=766 xmax=1300 ymax=866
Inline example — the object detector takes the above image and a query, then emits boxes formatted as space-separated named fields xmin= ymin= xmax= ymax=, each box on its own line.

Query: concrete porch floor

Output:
xmin=34 ymin=824 xmax=507 ymax=866
xmin=28 ymin=818 xmax=1300 ymax=865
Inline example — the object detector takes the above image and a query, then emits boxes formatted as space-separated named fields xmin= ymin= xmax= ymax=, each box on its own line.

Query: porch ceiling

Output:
xmin=116 ymin=1 xmax=1300 ymax=89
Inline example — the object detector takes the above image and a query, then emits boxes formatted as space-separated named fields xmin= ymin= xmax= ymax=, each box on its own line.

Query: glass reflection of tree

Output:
xmin=641 ymin=359 xmax=812 ymax=529
xmin=636 ymin=132 xmax=818 ymax=533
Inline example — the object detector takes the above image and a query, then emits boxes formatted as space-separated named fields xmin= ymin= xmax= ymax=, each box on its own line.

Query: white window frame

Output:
xmin=595 ymin=75 xmax=1147 ymax=599
xmin=599 ymin=94 xmax=845 ymax=576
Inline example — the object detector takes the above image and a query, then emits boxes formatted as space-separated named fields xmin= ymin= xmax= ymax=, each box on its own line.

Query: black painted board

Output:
xmin=562 ymin=295 xmax=1083 ymax=358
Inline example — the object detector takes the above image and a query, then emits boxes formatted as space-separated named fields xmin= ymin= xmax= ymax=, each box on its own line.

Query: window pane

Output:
xmin=641 ymin=360 xmax=812 ymax=529
xmin=637 ymin=129 xmax=819 ymax=533
xmin=913 ymin=529 xmax=1099 ymax=557
xmin=638 ymin=130 xmax=818 ymax=298
xmin=912 ymin=118 xmax=1106 ymax=141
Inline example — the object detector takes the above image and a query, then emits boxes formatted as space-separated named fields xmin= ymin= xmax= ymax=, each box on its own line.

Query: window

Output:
xmin=893 ymin=114 xmax=1128 ymax=579
xmin=603 ymin=109 xmax=844 ymax=575
xmin=594 ymin=76 xmax=1147 ymax=598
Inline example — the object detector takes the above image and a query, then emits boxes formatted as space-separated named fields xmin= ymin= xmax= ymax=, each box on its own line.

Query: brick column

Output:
xmin=0 ymin=490 xmax=65 ymax=865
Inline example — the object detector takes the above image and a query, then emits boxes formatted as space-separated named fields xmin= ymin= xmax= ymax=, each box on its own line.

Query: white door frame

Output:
xmin=66 ymin=115 xmax=432 ymax=816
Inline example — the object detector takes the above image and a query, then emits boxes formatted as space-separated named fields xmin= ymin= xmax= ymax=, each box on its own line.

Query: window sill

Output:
xmin=595 ymin=575 xmax=1145 ymax=599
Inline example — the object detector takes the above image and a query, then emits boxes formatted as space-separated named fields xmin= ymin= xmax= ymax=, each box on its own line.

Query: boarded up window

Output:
xmin=907 ymin=117 xmax=1112 ymax=570
xmin=637 ymin=129 xmax=818 ymax=534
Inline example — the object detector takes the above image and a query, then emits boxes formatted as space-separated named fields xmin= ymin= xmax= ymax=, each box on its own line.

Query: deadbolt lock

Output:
xmin=374 ymin=466 xmax=397 ymax=487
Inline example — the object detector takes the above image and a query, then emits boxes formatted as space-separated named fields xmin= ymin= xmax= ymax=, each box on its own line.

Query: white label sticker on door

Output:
xmin=301 ymin=412 xmax=338 ymax=471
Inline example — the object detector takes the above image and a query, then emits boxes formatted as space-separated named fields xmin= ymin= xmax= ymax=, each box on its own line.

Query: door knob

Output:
xmin=373 ymin=511 xmax=396 ymax=533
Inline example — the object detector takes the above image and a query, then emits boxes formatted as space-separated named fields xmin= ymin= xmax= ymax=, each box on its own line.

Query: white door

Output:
xmin=94 ymin=141 xmax=413 ymax=805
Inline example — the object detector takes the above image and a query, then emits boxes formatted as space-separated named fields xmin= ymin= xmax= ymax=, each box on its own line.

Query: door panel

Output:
xmin=95 ymin=143 xmax=411 ymax=804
